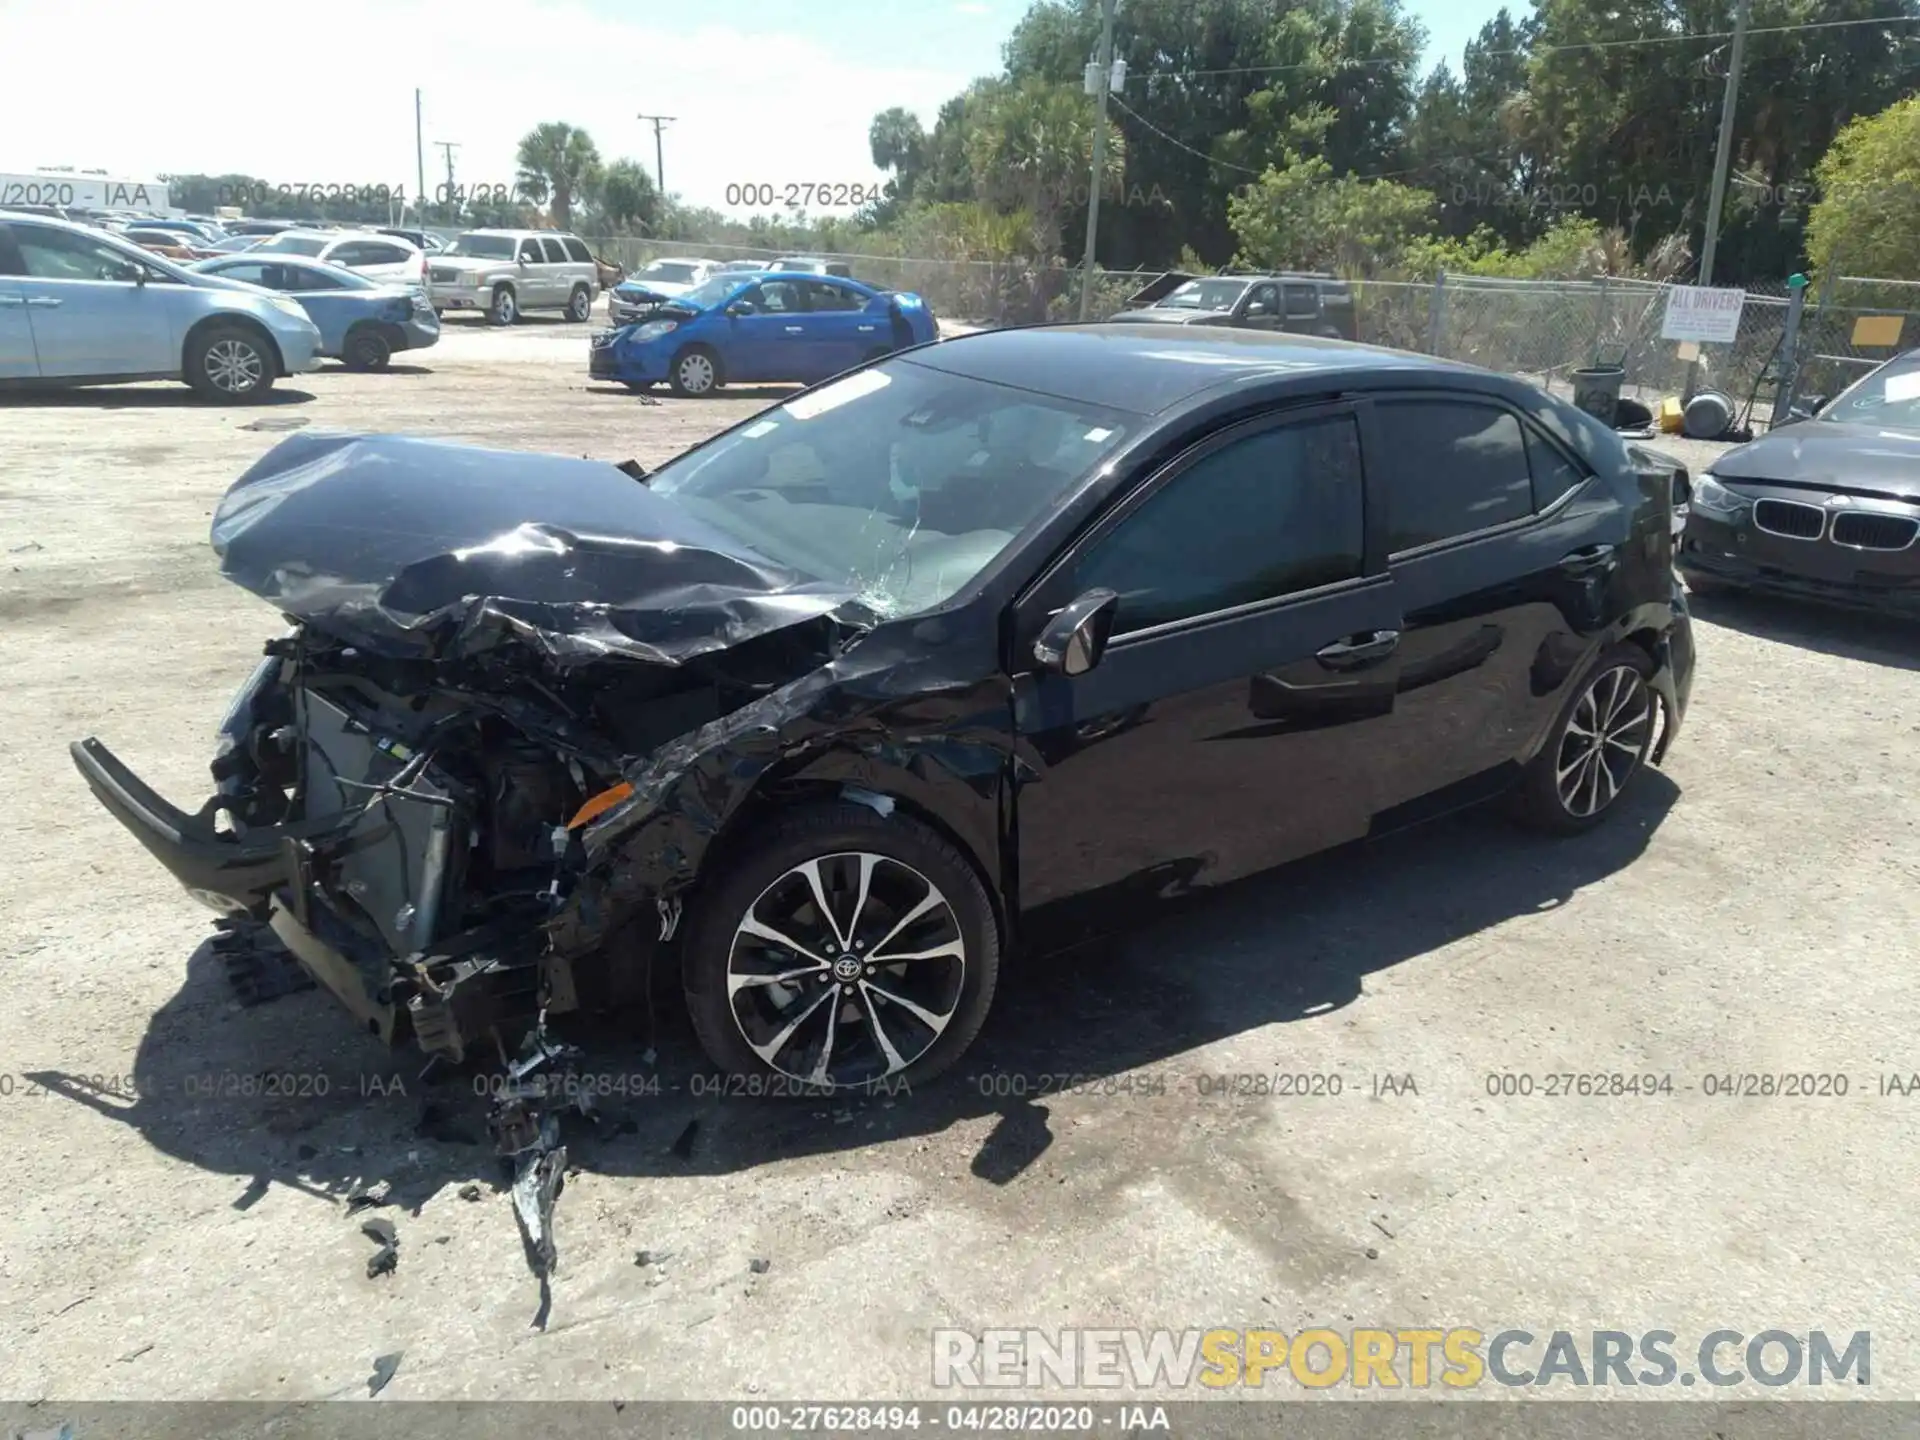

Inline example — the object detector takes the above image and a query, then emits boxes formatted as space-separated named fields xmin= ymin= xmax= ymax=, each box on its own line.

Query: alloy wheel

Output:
xmin=569 ymin=288 xmax=590 ymax=321
xmin=1554 ymin=664 xmax=1653 ymax=818
xmin=726 ymin=852 xmax=966 ymax=1088
xmin=677 ymin=352 xmax=715 ymax=393
xmin=205 ymin=339 xmax=264 ymax=394
xmin=492 ymin=288 xmax=516 ymax=324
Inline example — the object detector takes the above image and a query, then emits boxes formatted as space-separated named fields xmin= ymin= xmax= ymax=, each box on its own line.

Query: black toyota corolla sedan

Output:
xmin=72 ymin=326 xmax=1693 ymax=1093
xmin=1679 ymin=347 xmax=1920 ymax=615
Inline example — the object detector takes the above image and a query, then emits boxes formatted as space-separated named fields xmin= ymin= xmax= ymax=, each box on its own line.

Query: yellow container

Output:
xmin=1657 ymin=396 xmax=1686 ymax=433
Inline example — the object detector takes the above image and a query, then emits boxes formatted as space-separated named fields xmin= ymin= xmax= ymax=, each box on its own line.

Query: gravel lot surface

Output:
xmin=2 ymin=318 xmax=1917 ymax=1406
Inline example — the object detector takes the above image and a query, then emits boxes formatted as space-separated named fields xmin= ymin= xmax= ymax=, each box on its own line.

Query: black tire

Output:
xmin=487 ymin=284 xmax=518 ymax=326
xmin=1510 ymin=643 xmax=1658 ymax=836
xmin=668 ymin=344 xmax=723 ymax=396
xmin=185 ymin=322 xmax=277 ymax=403
xmin=566 ymin=285 xmax=593 ymax=322
xmin=681 ymin=803 xmax=1001 ymax=1093
xmin=341 ymin=325 xmax=392 ymax=371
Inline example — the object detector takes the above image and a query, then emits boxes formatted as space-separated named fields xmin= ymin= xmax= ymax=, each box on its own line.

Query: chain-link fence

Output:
xmin=584 ymin=234 xmax=1919 ymax=428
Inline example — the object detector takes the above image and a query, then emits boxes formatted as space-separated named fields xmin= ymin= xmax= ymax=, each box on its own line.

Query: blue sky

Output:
xmin=2 ymin=0 xmax=1513 ymax=220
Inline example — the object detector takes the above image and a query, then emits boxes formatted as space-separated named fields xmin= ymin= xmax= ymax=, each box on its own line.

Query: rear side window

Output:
xmin=1525 ymin=426 xmax=1588 ymax=510
xmin=1377 ymin=400 xmax=1532 ymax=551
xmin=538 ymin=237 xmax=567 ymax=264
xmin=562 ymin=237 xmax=593 ymax=263
xmin=0 ymin=225 xmax=25 ymax=275
xmin=1071 ymin=415 xmax=1366 ymax=634
xmin=1283 ymin=283 xmax=1319 ymax=318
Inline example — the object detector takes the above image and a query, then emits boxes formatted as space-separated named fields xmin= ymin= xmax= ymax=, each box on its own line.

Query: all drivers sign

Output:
xmin=1660 ymin=285 xmax=1746 ymax=345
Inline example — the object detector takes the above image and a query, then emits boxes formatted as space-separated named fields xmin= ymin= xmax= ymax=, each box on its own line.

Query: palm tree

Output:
xmin=515 ymin=122 xmax=604 ymax=229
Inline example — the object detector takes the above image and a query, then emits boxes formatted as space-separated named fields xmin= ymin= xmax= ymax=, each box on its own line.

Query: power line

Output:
xmin=1144 ymin=10 xmax=1920 ymax=81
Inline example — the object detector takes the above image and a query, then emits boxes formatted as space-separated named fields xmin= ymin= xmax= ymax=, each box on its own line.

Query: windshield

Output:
xmin=1819 ymin=354 xmax=1920 ymax=432
xmin=674 ymin=276 xmax=747 ymax=310
xmin=253 ymin=234 xmax=328 ymax=258
xmin=1156 ymin=278 xmax=1248 ymax=311
xmin=639 ymin=261 xmax=702 ymax=283
xmin=646 ymin=362 xmax=1131 ymax=618
xmin=442 ymin=233 xmax=516 ymax=259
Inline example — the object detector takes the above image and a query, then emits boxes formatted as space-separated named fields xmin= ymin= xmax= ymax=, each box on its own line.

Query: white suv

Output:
xmin=427 ymin=229 xmax=600 ymax=325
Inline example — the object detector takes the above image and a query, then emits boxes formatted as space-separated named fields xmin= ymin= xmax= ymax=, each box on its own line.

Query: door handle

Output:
xmin=857 ymin=324 xmax=876 ymax=331
xmin=25 ymin=298 xmax=61 ymax=308
xmin=784 ymin=325 xmax=804 ymax=333
xmin=1315 ymin=629 xmax=1400 ymax=669
xmin=1558 ymin=543 xmax=1616 ymax=575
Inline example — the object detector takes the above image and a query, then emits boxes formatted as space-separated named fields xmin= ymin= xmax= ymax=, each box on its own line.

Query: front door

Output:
xmin=10 ymin=223 xmax=174 ymax=377
xmin=1011 ymin=403 xmax=1403 ymax=933
xmin=719 ymin=279 xmax=812 ymax=382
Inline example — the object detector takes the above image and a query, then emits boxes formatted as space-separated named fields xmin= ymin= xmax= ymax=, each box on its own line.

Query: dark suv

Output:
xmin=73 ymin=326 xmax=1691 ymax=1093
xmin=1109 ymin=271 xmax=1357 ymax=339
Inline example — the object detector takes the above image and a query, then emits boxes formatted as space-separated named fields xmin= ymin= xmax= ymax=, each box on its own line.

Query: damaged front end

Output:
xmin=71 ymin=432 xmax=867 ymax=1066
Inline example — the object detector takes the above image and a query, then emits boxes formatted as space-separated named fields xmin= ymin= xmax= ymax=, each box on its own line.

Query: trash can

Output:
xmin=1683 ymin=390 xmax=1734 ymax=440
xmin=1570 ymin=365 xmax=1627 ymax=424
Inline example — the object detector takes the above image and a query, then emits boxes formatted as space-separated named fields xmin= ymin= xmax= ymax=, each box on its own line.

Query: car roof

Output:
xmin=458 ymin=228 xmax=579 ymax=239
xmin=903 ymin=324 xmax=1488 ymax=416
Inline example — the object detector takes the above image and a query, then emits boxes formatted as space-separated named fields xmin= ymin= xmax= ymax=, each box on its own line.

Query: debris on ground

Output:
xmin=239 ymin=416 xmax=312 ymax=433
xmin=363 ymin=1217 xmax=400 ymax=1278
xmin=344 ymin=1178 xmax=393 ymax=1213
xmin=458 ymin=1182 xmax=483 ymax=1202
xmin=367 ymin=1351 xmax=403 ymax=1396
xmin=749 ymin=1257 xmax=770 ymax=1275
xmin=634 ymin=1249 xmax=672 ymax=1267
xmin=416 ymin=1101 xmax=482 ymax=1147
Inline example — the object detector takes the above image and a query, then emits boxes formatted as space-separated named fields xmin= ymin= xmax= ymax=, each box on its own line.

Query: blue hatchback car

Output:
xmin=190 ymin=256 xmax=440 ymax=371
xmin=590 ymin=271 xmax=937 ymax=396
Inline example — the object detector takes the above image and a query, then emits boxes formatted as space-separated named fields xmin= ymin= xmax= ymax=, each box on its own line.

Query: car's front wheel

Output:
xmin=185 ymin=323 xmax=276 ymax=402
xmin=342 ymin=325 xmax=392 ymax=371
xmin=487 ymin=284 xmax=518 ymax=326
xmin=669 ymin=345 xmax=722 ymax=396
xmin=681 ymin=804 xmax=1001 ymax=1092
xmin=1511 ymin=643 xmax=1658 ymax=835
xmin=566 ymin=285 xmax=593 ymax=322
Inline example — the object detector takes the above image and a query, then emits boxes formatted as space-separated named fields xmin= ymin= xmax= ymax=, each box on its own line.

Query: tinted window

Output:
xmin=1377 ymin=401 xmax=1532 ymax=551
xmin=1072 ymin=415 xmax=1366 ymax=634
xmin=283 ymin=264 xmax=348 ymax=291
xmin=804 ymin=281 xmax=864 ymax=311
xmin=1156 ymin=278 xmax=1247 ymax=312
xmin=1524 ymin=426 xmax=1587 ymax=510
xmin=562 ymin=237 xmax=593 ymax=263
xmin=538 ymin=237 xmax=567 ymax=264
xmin=754 ymin=281 xmax=804 ymax=314
xmin=14 ymin=225 xmax=144 ymax=281
xmin=210 ymin=260 xmax=277 ymax=288
xmin=442 ymin=233 xmax=515 ymax=259
xmin=1283 ymin=283 xmax=1319 ymax=318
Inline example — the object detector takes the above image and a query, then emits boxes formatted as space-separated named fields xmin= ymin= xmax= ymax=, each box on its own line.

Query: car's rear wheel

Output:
xmin=185 ymin=323 xmax=276 ymax=402
xmin=1511 ymin=643 xmax=1657 ymax=835
xmin=342 ymin=325 xmax=392 ymax=372
xmin=669 ymin=345 xmax=721 ymax=396
xmin=681 ymin=804 xmax=1000 ymax=1093
xmin=566 ymin=285 xmax=592 ymax=322
xmin=487 ymin=284 xmax=518 ymax=326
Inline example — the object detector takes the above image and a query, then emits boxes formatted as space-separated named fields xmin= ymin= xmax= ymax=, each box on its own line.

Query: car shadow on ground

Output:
xmin=1687 ymin=587 xmax=1920 ymax=670
xmin=319 ymin=362 xmax=435 ymax=377
xmin=0 ymin=386 xmax=315 ymax=409
xmin=32 ymin=773 xmax=1679 ymax=1216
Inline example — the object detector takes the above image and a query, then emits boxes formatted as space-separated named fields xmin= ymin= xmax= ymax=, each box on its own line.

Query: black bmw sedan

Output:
xmin=72 ymin=325 xmax=1693 ymax=1093
xmin=1679 ymin=347 xmax=1920 ymax=615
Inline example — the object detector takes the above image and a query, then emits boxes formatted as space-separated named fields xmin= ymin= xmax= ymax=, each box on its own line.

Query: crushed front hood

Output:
xmin=210 ymin=432 xmax=860 ymax=669
xmin=1714 ymin=421 xmax=1920 ymax=501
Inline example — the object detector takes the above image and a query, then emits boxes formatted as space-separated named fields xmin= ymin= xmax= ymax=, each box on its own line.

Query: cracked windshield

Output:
xmin=4 ymin=0 xmax=1920 ymax=1428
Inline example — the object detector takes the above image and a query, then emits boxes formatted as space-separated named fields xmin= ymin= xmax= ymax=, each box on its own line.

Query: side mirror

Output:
xmin=518 ymin=255 xmax=530 ymax=266
xmin=1033 ymin=588 xmax=1120 ymax=677
xmin=726 ymin=302 xmax=749 ymax=317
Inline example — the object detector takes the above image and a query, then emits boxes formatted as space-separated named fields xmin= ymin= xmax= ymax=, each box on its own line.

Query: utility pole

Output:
xmin=414 ymin=89 xmax=426 ymax=223
xmin=433 ymin=140 xmax=460 ymax=221
xmin=636 ymin=114 xmax=675 ymax=195
xmin=1076 ymin=0 xmax=1120 ymax=321
xmin=1685 ymin=0 xmax=1750 ymax=398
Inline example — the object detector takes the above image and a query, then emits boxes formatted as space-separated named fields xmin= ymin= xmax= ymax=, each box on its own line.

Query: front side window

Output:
xmin=1376 ymin=400 xmax=1533 ymax=552
xmin=1070 ymin=415 xmax=1366 ymax=634
xmin=1244 ymin=283 xmax=1279 ymax=316
xmin=14 ymin=225 xmax=145 ymax=281
xmin=517 ymin=239 xmax=542 ymax=263
xmin=647 ymin=364 xmax=1132 ymax=619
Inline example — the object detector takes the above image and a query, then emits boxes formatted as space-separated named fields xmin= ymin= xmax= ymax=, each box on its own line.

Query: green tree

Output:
xmin=1805 ymin=94 xmax=1920 ymax=278
xmin=596 ymin=158 xmax=662 ymax=233
xmin=963 ymin=76 xmax=1124 ymax=261
xmin=514 ymin=122 xmax=603 ymax=229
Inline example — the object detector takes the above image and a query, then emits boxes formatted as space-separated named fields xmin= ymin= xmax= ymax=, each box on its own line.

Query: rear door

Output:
xmin=538 ymin=236 xmax=573 ymax=304
xmin=1364 ymin=392 xmax=1618 ymax=824
xmin=0 ymin=225 xmax=39 ymax=377
xmin=1011 ymin=402 xmax=1404 ymax=927
xmin=1282 ymin=282 xmax=1323 ymax=335
xmin=9 ymin=221 xmax=174 ymax=377
xmin=798 ymin=279 xmax=875 ymax=377
xmin=514 ymin=236 xmax=549 ymax=304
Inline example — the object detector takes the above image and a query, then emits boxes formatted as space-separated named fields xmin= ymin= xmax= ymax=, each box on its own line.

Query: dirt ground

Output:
xmin=2 ymin=317 xmax=1918 ymax=1407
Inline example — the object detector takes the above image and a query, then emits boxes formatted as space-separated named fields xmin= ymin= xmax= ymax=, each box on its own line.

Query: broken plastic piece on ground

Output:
xmin=367 ymin=1352 xmax=402 ymax=1396
xmin=344 ymin=1178 xmax=393 ymax=1212
xmin=458 ymin=1182 xmax=483 ymax=1202
xmin=749 ymin=1257 xmax=770 ymax=1274
xmin=212 ymin=915 xmax=316 ymax=1006
xmin=362 ymin=1217 xmax=399 ymax=1278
